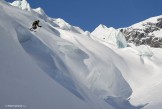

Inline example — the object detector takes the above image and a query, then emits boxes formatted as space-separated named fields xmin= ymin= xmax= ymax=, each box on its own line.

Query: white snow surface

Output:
xmin=33 ymin=7 xmax=46 ymax=16
xmin=10 ymin=0 xmax=31 ymax=11
xmin=152 ymin=29 xmax=162 ymax=38
xmin=91 ymin=24 xmax=128 ymax=48
xmin=0 ymin=0 xmax=162 ymax=109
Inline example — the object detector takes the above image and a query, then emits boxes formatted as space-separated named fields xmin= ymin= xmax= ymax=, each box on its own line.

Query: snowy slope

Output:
xmin=0 ymin=1 xmax=114 ymax=109
xmin=1 ymin=0 xmax=162 ymax=109
xmin=91 ymin=22 xmax=162 ymax=107
xmin=115 ymin=47 xmax=162 ymax=109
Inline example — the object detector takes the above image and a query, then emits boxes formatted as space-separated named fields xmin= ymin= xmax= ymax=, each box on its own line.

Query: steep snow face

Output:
xmin=121 ymin=15 xmax=162 ymax=48
xmin=10 ymin=0 xmax=31 ymax=11
xmin=0 ymin=1 xmax=132 ymax=109
xmin=0 ymin=1 xmax=115 ymax=109
xmin=2 ymin=0 xmax=162 ymax=109
xmin=91 ymin=24 xmax=127 ymax=48
xmin=10 ymin=0 xmax=85 ymax=34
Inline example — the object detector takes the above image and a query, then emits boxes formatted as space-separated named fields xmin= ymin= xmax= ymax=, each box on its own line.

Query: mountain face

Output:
xmin=120 ymin=16 xmax=162 ymax=48
xmin=10 ymin=0 xmax=31 ymax=11
xmin=1 ymin=0 xmax=162 ymax=109
xmin=91 ymin=24 xmax=127 ymax=48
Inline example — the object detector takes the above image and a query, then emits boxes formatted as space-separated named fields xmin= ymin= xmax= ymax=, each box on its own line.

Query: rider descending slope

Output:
xmin=30 ymin=20 xmax=42 ymax=31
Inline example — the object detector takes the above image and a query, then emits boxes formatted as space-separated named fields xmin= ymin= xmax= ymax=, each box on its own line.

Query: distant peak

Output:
xmin=93 ymin=24 xmax=114 ymax=33
xmin=33 ymin=7 xmax=46 ymax=15
xmin=56 ymin=18 xmax=67 ymax=23
xmin=10 ymin=0 xmax=31 ymax=11
xmin=98 ymin=24 xmax=107 ymax=29
xmin=55 ymin=18 xmax=70 ymax=26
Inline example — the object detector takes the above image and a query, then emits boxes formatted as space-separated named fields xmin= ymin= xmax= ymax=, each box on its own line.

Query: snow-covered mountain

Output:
xmin=10 ymin=0 xmax=31 ymax=11
xmin=91 ymin=24 xmax=127 ymax=48
xmin=1 ymin=0 xmax=162 ymax=109
xmin=120 ymin=15 xmax=162 ymax=48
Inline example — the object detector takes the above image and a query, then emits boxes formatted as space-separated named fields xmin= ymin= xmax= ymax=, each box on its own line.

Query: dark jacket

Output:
xmin=32 ymin=20 xmax=41 ymax=28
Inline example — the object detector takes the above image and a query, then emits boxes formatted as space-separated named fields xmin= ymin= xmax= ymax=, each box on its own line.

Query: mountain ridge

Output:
xmin=120 ymin=15 xmax=162 ymax=48
xmin=9 ymin=0 xmax=162 ymax=48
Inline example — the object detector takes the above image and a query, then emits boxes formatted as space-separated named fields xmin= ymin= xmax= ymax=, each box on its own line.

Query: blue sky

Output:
xmin=6 ymin=0 xmax=162 ymax=31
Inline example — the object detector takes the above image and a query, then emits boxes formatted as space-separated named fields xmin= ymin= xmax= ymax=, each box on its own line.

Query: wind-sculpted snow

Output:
xmin=1 ymin=0 xmax=162 ymax=109
xmin=57 ymin=29 xmax=132 ymax=99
